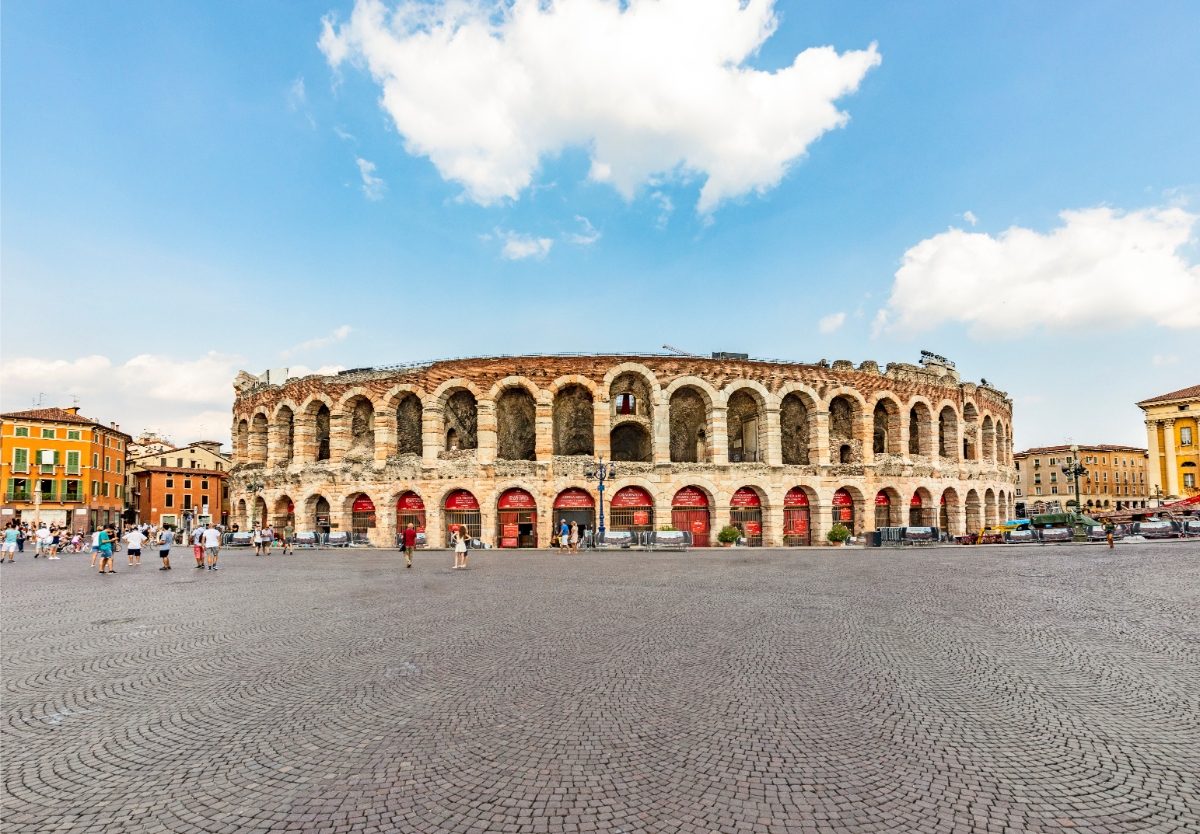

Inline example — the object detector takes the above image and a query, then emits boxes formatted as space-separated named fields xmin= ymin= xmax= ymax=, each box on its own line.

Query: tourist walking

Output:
xmin=15 ymin=524 xmax=25 ymax=553
xmin=402 ymin=522 xmax=417 ymax=568
xmin=568 ymin=521 xmax=579 ymax=553
xmin=2 ymin=523 xmax=18 ymax=562
xmin=157 ymin=527 xmax=173 ymax=570
xmin=90 ymin=528 xmax=102 ymax=567
xmin=191 ymin=525 xmax=205 ymax=568
xmin=97 ymin=526 xmax=116 ymax=574
xmin=124 ymin=526 xmax=146 ymax=566
xmin=262 ymin=525 xmax=274 ymax=555
xmin=35 ymin=525 xmax=51 ymax=558
xmin=279 ymin=528 xmax=292 ymax=555
xmin=559 ymin=519 xmax=569 ymax=552
xmin=452 ymin=527 xmax=467 ymax=570
xmin=252 ymin=526 xmax=263 ymax=556
xmin=202 ymin=523 xmax=221 ymax=570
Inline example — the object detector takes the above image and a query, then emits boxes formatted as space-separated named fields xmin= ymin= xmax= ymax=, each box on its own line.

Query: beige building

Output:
xmin=1013 ymin=444 xmax=1149 ymax=517
xmin=126 ymin=441 xmax=232 ymax=526
xmin=1138 ymin=384 xmax=1200 ymax=502
xmin=228 ymin=353 xmax=1017 ymax=547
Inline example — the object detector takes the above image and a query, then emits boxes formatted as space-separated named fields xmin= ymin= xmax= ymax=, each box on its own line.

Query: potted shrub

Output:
xmin=827 ymin=523 xmax=851 ymax=546
xmin=716 ymin=525 xmax=741 ymax=547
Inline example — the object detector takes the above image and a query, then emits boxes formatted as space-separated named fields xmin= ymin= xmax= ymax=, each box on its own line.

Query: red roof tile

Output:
xmin=1 ymin=407 xmax=132 ymax=437
xmin=1138 ymin=384 xmax=1200 ymax=406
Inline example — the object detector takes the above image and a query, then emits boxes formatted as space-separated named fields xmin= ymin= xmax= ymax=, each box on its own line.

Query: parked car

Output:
xmin=326 ymin=531 xmax=351 ymax=547
xmin=595 ymin=530 xmax=635 ymax=549
xmin=1133 ymin=520 xmax=1180 ymax=540
xmin=1004 ymin=529 xmax=1037 ymax=544
xmin=227 ymin=531 xmax=253 ymax=547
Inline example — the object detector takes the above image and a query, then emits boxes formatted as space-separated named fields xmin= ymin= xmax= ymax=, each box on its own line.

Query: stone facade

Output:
xmin=228 ymin=354 xmax=1017 ymax=547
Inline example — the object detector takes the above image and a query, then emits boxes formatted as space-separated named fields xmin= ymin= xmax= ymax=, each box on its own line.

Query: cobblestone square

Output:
xmin=2 ymin=543 xmax=1198 ymax=834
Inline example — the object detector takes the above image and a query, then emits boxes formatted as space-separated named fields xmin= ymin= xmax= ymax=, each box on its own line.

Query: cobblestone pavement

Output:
xmin=2 ymin=542 xmax=1198 ymax=834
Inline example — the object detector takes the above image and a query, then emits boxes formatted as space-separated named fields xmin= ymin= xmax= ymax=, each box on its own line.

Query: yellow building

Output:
xmin=0 ymin=407 xmax=131 ymax=531
xmin=1013 ymin=444 xmax=1149 ymax=517
xmin=1138 ymin=384 xmax=1200 ymax=501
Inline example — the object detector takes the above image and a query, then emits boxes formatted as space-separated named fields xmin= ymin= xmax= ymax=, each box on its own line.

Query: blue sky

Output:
xmin=2 ymin=0 xmax=1197 ymax=447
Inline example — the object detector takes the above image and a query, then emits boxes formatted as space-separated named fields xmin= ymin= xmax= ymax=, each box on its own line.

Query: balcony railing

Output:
xmin=5 ymin=490 xmax=32 ymax=502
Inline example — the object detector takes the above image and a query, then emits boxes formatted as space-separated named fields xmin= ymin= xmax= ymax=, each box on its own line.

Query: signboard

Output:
xmin=315 ymin=514 xmax=330 ymax=525
xmin=396 ymin=492 xmax=425 ymax=511
xmin=502 ymin=523 xmax=519 ymax=538
xmin=672 ymin=487 xmax=708 ymax=507
xmin=837 ymin=508 xmax=853 ymax=522
xmin=632 ymin=510 xmax=650 ymax=526
xmin=832 ymin=490 xmax=853 ymax=507
xmin=352 ymin=496 xmax=376 ymax=512
xmin=501 ymin=537 xmax=519 ymax=548
xmin=444 ymin=490 xmax=480 ymax=511
xmin=691 ymin=518 xmax=707 ymax=533
xmin=498 ymin=489 xmax=536 ymax=510
xmin=784 ymin=488 xmax=809 ymax=507
xmin=611 ymin=486 xmax=653 ymax=508
xmin=875 ymin=493 xmax=890 ymax=506
xmin=785 ymin=517 xmax=808 ymax=535
xmin=744 ymin=521 xmax=762 ymax=536
xmin=730 ymin=487 xmax=761 ymax=508
xmin=910 ymin=494 xmax=923 ymax=507
xmin=553 ymin=488 xmax=594 ymax=509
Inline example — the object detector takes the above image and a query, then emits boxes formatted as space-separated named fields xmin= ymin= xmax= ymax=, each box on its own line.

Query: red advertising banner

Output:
xmin=672 ymin=486 xmax=708 ymax=507
xmin=553 ymin=488 xmax=594 ymax=509
xmin=691 ymin=518 xmax=708 ymax=533
xmin=286 ymin=500 xmax=294 ymax=514
xmin=837 ymin=508 xmax=853 ymax=522
xmin=785 ymin=517 xmax=809 ymax=535
xmin=875 ymin=492 xmax=890 ymax=506
xmin=500 ymin=537 xmax=519 ymax=548
xmin=396 ymin=492 xmax=426 ymax=510
xmin=744 ymin=521 xmax=762 ymax=536
xmin=730 ymin=487 xmax=761 ymax=508
xmin=502 ymin=523 xmax=519 ymax=538
xmin=910 ymin=493 xmax=923 ymax=507
xmin=632 ymin=510 xmax=650 ymax=526
xmin=832 ymin=489 xmax=853 ymax=507
xmin=611 ymin=486 xmax=653 ymax=508
xmin=784 ymin=487 xmax=809 ymax=507
xmin=352 ymin=496 xmax=376 ymax=512
xmin=498 ymin=488 xmax=536 ymax=509
xmin=444 ymin=490 xmax=480 ymax=511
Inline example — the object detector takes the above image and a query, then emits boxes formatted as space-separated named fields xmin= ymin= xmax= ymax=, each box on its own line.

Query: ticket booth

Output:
xmin=553 ymin=488 xmax=595 ymax=546
xmin=783 ymin=487 xmax=811 ymax=546
xmin=609 ymin=486 xmax=654 ymax=535
xmin=729 ymin=487 xmax=762 ymax=546
xmin=444 ymin=490 xmax=481 ymax=545
xmin=396 ymin=491 xmax=426 ymax=536
xmin=350 ymin=495 xmax=376 ymax=544
xmin=832 ymin=488 xmax=855 ymax=533
xmin=672 ymin=486 xmax=711 ymax=547
xmin=497 ymin=488 xmax=538 ymax=548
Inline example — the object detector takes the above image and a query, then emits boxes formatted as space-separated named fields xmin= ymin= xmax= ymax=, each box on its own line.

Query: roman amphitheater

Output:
xmin=228 ymin=353 xmax=1016 ymax=548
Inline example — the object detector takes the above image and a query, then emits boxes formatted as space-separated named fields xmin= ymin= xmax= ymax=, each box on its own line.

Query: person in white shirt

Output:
xmin=90 ymin=529 xmax=103 ymax=568
xmin=191 ymin=526 xmax=205 ymax=569
xmin=156 ymin=527 xmax=174 ymax=570
xmin=35 ymin=526 xmax=51 ymax=558
xmin=123 ymin=527 xmax=146 ymax=566
xmin=201 ymin=524 xmax=221 ymax=571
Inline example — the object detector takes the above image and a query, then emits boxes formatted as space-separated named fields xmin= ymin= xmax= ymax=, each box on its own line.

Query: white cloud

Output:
xmin=281 ymin=324 xmax=353 ymax=358
xmin=287 ymin=76 xmax=316 ymax=127
xmin=498 ymin=230 xmax=553 ymax=260
xmin=355 ymin=157 xmax=386 ymax=200
xmin=319 ymin=0 xmax=880 ymax=213
xmin=1152 ymin=353 xmax=1180 ymax=367
xmin=875 ymin=205 xmax=1200 ymax=339
xmin=650 ymin=191 xmax=674 ymax=230
xmin=567 ymin=215 xmax=600 ymax=246
xmin=818 ymin=312 xmax=846 ymax=334
xmin=963 ymin=210 xmax=978 ymax=227
xmin=334 ymin=125 xmax=357 ymax=142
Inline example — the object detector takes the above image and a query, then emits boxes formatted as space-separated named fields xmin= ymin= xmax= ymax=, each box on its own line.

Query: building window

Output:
xmin=12 ymin=448 xmax=29 ymax=474
xmin=161 ymin=514 xmax=177 ymax=527
xmin=166 ymin=478 xmax=174 ymax=488
xmin=41 ymin=428 xmax=56 ymax=439
xmin=1035 ymin=487 xmax=1042 ymax=495
xmin=165 ymin=494 xmax=174 ymax=507
xmin=104 ymin=456 xmax=110 ymax=471
xmin=1185 ymin=474 xmax=1196 ymax=488
xmin=92 ymin=481 xmax=99 ymax=497
xmin=160 ymin=457 xmax=167 ymax=466
xmin=93 ymin=453 xmax=99 ymax=468
xmin=201 ymin=479 xmax=209 ymax=490
xmin=66 ymin=451 xmax=81 ymax=475
xmin=177 ymin=458 xmax=183 ymax=467
xmin=184 ymin=495 xmax=193 ymax=510
xmin=14 ymin=427 xmax=29 ymax=437
xmin=103 ymin=482 xmax=110 ymax=497
xmin=1182 ymin=427 xmax=1194 ymax=446
xmin=67 ymin=430 xmax=81 ymax=440
xmin=116 ymin=460 xmax=122 ymax=474
xmin=216 ymin=463 xmax=223 ymax=471
xmin=183 ymin=479 xmax=192 ymax=489
xmin=1051 ymin=486 xmax=1059 ymax=494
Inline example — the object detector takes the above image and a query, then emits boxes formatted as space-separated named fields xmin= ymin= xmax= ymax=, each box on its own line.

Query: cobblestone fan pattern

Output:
xmin=3 ymin=544 xmax=1198 ymax=834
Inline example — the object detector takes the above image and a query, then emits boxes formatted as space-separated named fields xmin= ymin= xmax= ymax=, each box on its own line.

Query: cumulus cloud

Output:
xmin=498 ymin=230 xmax=553 ymax=260
xmin=355 ymin=157 xmax=386 ymax=200
xmin=962 ymin=210 xmax=978 ymax=227
xmin=319 ymin=0 xmax=880 ymax=213
xmin=875 ymin=205 xmax=1200 ymax=339
xmin=282 ymin=324 xmax=353 ymax=358
xmin=818 ymin=312 xmax=846 ymax=334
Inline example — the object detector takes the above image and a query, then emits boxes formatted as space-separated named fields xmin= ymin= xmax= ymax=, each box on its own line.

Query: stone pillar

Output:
xmin=534 ymin=402 xmax=553 ymax=462
xmin=653 ymin=397 xmax=671 ymax=465
xmin=593 ymin=400 xmax=611 ymax=460
xmin=810 ymin=493 xmax=830 ymax=545
xmin=329 ymin=413 xmax=351 ymax=463
xmin=293 ymin=418 xmax=314 ymax=464
xmin=763 ymin=407 xmax=782 ymax=467
xmin=422 ymin=406 xmax=443 ymax=465
xmin=859 ymin=414 xmax=875 ymax=466
xmin=266 ymin=419 xmax=284 ymax=468
xmin=898 ymin=419 xmax=912 ymax=464
xmin=480 ymin=500 xmax=497 ymax=547
xmin=814 ymin=411 xmax=831 ymax=466
xmin=476 ymin=401 xmax=497 ymax=466
xmin=374 ymin=504 xmax=397 ymax=548
xmin=1163 ymin=419 xmax=1179 ymax=497
xmin=247 ymin=422 xmax=268 ymax=465
xmin=765 ymin=499 xmax=784 ymax=547
xmin=374 ymin=410 xmax=397 ymax=467
xmin=710 ymin=406 xmax=728 ymax=465
xmin=1145 ymin=419 xmax=1162 ymax=498
xmin=425 ymin=505 xmax=444 ymax=547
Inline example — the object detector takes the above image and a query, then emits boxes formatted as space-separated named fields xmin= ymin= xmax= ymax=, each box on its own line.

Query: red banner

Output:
xmin=502 ymin=523 xmax=519 ymax=538
xmin=444 ymin=490 xmax=480 ymax=511
xmin=837 ymin=507 xmax=853 ymax=522
xmin=632 ymin=510 xmax=650 ymax=526
xmin=498 ymin=488 xmax=536 ymax=509
xmin=691 ymin=518 xmax=708 ymax=533
xmin=352 ymin=496 xmax=376 ymax=512
xmin=553 ymin=488 xmax=594 ymax=509
xmin=785 ymin=517 xmax=809 ymax=535
xmin=611 ymin=486 xmax=653 ymax=508
xmin=744 ymin=521 xmax=761 ymax=536
xmin=730 ymin=487 xmax=761 ymax=508
xmin=910 ymin=493 xmax=923 ymax=507
xmin=832 ymin=489 xmax=853 ymax=507
xmin=672 ymin=486 xmax=708 ymax=508
xmin=396 ymin=492 xmax=425 ymax=511
xmin=500 ymin=537 xmax=519 ymax=548
xmin=875 ymin=492 xmax=890 ymax=506
xmin=784 ymin=487 xmax=809 ymax=507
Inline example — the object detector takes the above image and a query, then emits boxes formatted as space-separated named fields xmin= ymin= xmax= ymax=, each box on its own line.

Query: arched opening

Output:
xmin=552 ymin=384 xmax=594 ymax=457
xmin=671 ymin=486 xmax=711 ymax=547
xmin=395 ymin=492 xmax=426 ymax=539
xmin=939 ymin=489 xmax=959 ymax=537
xmin=962 ymin=402 xmax=979 ymax=461
xmin=314 ymin=404 xmax=331 ymax=462
xmin=872 ymin=398 xmax=901 ymax=456
xmin=443 ymin=490 xmax=481 ymax=545
xmin=998 ymin=489 xmax=1008 ymax=520
xmin=253 ymin=496 xmax=267 ymax=528
xmin=249 ymin=414 xmax=268 ymax=464
xmin=443 ymin=389 xmax=478 ymax=452
xmin=346 ymin=396 xmax=375 ymax=457
xmin=236 ymin=498 xmax=248 ymax=529
xmin=495 ymin=388 xmax=536 ymax=461
xmin=395 ymin=394 xmax=423 ymax=456
xmin=908 ymin=490 xmax=928 ymax=527
xmin=829 ymin=396 xmax=861 ymax=463
xmin=874 ymin=490 xmax=892 ymax=529
xmin=981 ymin=415 xmax=996 ymax=462
xmin=609 ymin=486 xmax=654 ymax=535
xmin=669 ymin=387 xmax=710 ymax=463
xmin=984 ymin=488 xmax=998 ymax=527
xmin=497 ymin=487 xmax=538 ymax=548
xmin=273 ymin=495 xmax=295 ymax=530
xmin=609 ymin=372 xmax=653 ymax=419
xmin=783 ymin=487 xmax=812 ymax=546
xmin=909 ymin=402 xmax=933 ymax=457
xmin=729 ymin=486 xmax=763 ymax=546
xmin=780 ymin=392 xmax=814 ymax=465
xmin=996 ymin=422 xmax=1008 ymax=464
xmin=276 ymin=406 xmax=295 ymax=464
xmin=554 ymin=488 xmax=595 ymax=546
xmin=726 ymin=389 xmax=763 ymax=463
xmin=965 ymin=489 xmax=982 ymax=532
xmin=938 ymin=406 xmax=958 ymax=460
xmin=236 ymin=419 xmax=249 ymax=462
xmin=349 ymin=493 xmax=376 ymax=544
xmin=610 ymin=423 xmax=652 ymax=462
xmin=831 ymin=488 xmax=856 ymax=534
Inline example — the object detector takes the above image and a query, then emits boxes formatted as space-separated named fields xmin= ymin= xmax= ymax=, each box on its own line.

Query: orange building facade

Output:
xmin=132 ymin=467 xmax=229 ymax=530
xmin=0 ymin=407 xmax=131 ymax=531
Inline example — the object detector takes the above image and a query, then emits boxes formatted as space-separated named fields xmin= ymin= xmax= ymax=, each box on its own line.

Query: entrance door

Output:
xmin=444 ymin=490 xmax=481 ymax=545
xmin=396 ymin=491 xmax=426 ymax=544
xmin=783 ymin=487 xmax=811 ymax=546
xmin=609 ymin=486 xmax=654 ymax=536
xmin=729 ymin=486 xmax=762 ymax=546
xmin=351 ymin=495 xmax=376 ymax=544
xmin=554 ymin=488 xmax=595 ymax=547
xmin=832 ymin=488 xmax=855 ymax=533
xmin=909 ymin=494 xmax=924 ymax=527
xmin=497 ymin=488 xmax=537 ymax=548
xmin=672 ymin=486 xmax=710 ymax=547
xmin=874 ymin=491 xmax=891 ymax=530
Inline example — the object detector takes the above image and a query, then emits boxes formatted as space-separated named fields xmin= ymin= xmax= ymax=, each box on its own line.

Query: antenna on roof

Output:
xmin=69 ymin=393 xmax=80 ymax=407
xmin=35 ymin=392 xmax=45 ymax=407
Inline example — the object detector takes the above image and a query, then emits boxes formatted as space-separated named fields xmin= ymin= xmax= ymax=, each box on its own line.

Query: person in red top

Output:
xmin=402 ymin=523 xmax=417 ymax=569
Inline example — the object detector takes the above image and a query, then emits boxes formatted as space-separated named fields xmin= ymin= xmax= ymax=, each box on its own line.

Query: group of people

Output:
xmin=1 ymin=520 xmax=226 ymax=573
xmin=247 ymin=524 xmax=293 ymax=556
xmin=0 ymin=521 xmax=87 ymax=560
xmin=555 ymin=519 xmax=582 ymax=553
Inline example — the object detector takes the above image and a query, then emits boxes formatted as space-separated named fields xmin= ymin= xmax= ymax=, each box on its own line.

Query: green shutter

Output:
xmin=13 ymin=448 xmax=28 ymax=472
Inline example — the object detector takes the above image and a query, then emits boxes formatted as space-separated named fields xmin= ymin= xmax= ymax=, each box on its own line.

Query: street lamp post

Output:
xmin=1061 ymin=445 xmax=1088 ymax=531
xmin=583 ymin=457 xmax=616 ymax=545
